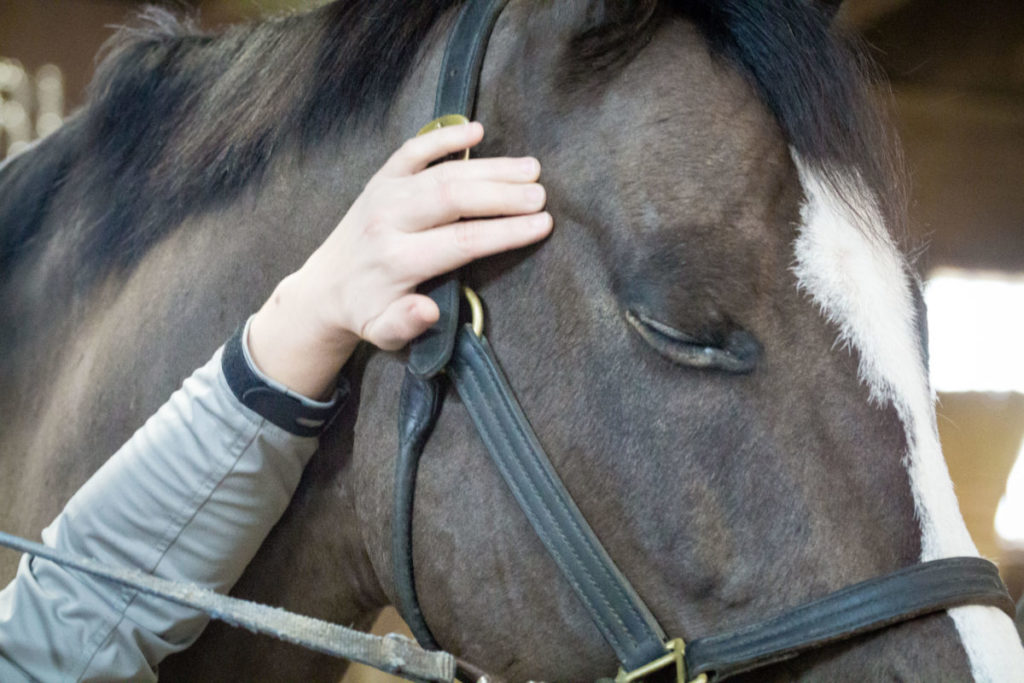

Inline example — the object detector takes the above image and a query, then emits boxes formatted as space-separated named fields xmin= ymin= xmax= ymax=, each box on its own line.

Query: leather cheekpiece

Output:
xmin=447 ymin=325 xmax=668 ymax=672
xmin=393 ymin=370 xmax=445 ymax=650
xmin=407 ymin=0 xmax=511 ymax=380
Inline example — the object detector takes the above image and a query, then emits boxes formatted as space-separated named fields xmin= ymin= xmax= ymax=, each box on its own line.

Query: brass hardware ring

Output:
xmin=417 ymin=114 xmax=472 ymax=161
xmin=463 ymin=286 xmax=484 ymax=338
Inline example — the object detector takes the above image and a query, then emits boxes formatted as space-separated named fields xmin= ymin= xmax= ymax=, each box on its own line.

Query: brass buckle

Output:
xmin=614 ymin=639 xmax=707 ymax=683
xmin=463 ymin=286 xmax=484 ymax=338
xmin=417 ymin=114 xmax=472 ymax=161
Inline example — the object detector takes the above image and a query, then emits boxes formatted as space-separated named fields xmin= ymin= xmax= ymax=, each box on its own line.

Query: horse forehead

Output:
xmin=594 ymin=22 xmax=794 ymax=225
xmin=633 ymin=21 xmax=778 ymax=138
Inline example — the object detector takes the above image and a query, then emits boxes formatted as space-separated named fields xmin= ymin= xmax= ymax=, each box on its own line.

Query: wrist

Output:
xmin=248 ymin=273 xmax=359 ymax=400
xmin=224 ymin=322 xmax=347 ymax=436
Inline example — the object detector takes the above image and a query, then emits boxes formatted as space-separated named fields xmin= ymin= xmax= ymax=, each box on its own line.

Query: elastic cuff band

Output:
xmin=221 ymin=323 xmax=347 ymax=437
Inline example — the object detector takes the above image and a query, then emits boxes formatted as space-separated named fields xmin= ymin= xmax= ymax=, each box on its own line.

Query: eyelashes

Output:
xmin=625 ymin=309 xmax=762 ymax=374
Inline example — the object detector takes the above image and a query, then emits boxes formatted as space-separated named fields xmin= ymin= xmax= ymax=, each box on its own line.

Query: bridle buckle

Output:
xmin=614 ymin=639 xmax=706 ymax=683
xmin=417 ymin=113 xmax=472 ymax=162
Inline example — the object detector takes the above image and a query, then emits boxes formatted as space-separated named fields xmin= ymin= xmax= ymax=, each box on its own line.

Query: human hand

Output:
xmin=248 ymin=122 xmax=552 ymax=398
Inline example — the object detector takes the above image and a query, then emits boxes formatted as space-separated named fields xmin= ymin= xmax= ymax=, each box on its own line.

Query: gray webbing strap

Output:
xmin=0 ymin=531 xmax=455 ymax=682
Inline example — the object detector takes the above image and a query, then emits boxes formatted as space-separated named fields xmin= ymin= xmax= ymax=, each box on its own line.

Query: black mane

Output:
xmin=0 ymin=1 xmax=461 ymax=283
xmin=0 ymin=0 xmax=901 ymax=285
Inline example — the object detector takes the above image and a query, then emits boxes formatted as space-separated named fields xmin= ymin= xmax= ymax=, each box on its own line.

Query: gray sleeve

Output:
xmin=0 ymin=327 xmax=340 ymax=682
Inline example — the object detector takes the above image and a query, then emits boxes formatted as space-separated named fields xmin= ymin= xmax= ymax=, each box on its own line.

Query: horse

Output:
xmin=1 ymin=0 xmax=1021 ymax=680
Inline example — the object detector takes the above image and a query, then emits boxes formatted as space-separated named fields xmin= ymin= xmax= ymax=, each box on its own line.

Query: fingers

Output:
xmin=402 ymin=178 xmax=547 ymax=230
xmin=406 ymin=212 xmax=554 ymax=278
xmin=361 ymin=294 xmax=441 ymax=351
xmin=379 ymin=122 xmax=485 ymax=177
xmin=322 ymin=122 xmax=555 ymax=354
xmin=374 ymin=122 xmax=543 ymax=230
xmin=428 ymin=156 xmax=541 ymax=184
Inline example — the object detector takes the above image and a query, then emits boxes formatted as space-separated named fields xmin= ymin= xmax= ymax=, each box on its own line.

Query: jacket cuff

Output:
xmin=220 ymin=318 xmax=347 ymax=437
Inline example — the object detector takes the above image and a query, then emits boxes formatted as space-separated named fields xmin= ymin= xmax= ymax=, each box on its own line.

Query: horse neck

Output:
xmin=0 ymin=2 xmax=455 ymax=604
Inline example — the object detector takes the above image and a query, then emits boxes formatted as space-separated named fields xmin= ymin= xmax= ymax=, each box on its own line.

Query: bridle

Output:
xmin=0 ymin=2 xmax=1009 ymax=680
xmin=391 ymin=1 xmax=1017 ymax=682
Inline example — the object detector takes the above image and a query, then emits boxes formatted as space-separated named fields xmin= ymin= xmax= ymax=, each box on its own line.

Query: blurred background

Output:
xmin=2 ymin=0 xmax=1022 ymax=679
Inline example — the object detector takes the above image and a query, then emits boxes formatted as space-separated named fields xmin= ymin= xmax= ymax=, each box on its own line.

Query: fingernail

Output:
xmin=526 ymin=184 xmax=545 ymax=203
xmin=521 ymin=157 xmax=540 ymax=175
xmin=530 ymin=212 xmax=552 ymax=229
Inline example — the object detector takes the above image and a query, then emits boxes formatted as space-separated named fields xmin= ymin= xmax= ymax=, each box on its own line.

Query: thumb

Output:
xmin=361 ymin=294 xmax=440 ymax=351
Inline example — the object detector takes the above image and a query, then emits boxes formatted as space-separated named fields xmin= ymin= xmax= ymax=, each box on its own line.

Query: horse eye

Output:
xmin=625 ymin=310 xmax=762 ymax=374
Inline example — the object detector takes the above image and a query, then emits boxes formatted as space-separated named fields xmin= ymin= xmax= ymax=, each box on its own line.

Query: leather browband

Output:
xmin=407 ymin=0 xmax=511 ymax=380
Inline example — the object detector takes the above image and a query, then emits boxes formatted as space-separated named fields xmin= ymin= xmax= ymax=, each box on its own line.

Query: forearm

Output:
xmin=0 ymin=122 xmax=549 ymax=682
xmin=248 ymin=272 xmax=359 ymax=401
xmin=0 ymin=324 xmax=343 ymax=681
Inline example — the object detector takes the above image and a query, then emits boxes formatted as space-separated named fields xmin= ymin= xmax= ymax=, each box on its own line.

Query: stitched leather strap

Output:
xmin=408 ymin=0 xmax=511 ymax=380
xmin=434 ymin=0 xmax=510 ymax=123
xmin=684 ymin=556 xmax=1016 ymax=681
xmin=447 ymin=325 xmax=668 ymax=671
xmin=393 ymin=371 xmax=446 ymax=650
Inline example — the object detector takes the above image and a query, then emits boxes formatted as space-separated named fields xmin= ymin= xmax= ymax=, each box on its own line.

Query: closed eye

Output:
xmin=625 ymin=309 xmax=762 ymax=373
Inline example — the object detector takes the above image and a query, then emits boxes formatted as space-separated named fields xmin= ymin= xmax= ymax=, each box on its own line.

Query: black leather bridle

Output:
xmin=391 ymin=2 xmax=1017 ymax=681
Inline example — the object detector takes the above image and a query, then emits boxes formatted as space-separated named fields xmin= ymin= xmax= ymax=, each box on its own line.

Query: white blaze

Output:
xmin=790 ymin=154 xmax=1024 ymax=682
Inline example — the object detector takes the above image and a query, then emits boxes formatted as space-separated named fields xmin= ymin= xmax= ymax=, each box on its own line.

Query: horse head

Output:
xmin=1 ymin=0 xmax=1019 ymax=680
xmin=348 ymin=1 xmax=1022 ymax=679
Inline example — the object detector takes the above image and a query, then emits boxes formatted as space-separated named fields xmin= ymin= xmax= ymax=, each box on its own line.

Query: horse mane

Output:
xmin=0 ymin=0 xmax=460 ymax=283
xmin=0 ymin=0 xmax=902 ymax=285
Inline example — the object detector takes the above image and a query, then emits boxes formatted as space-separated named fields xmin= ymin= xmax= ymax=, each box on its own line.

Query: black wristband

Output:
xmin=221 ymin=325 xmax=346 ymax=437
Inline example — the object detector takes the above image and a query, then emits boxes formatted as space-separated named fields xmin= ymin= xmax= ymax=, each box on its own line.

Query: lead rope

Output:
xmin=0 ymin=530 xmax=456 ymax=682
